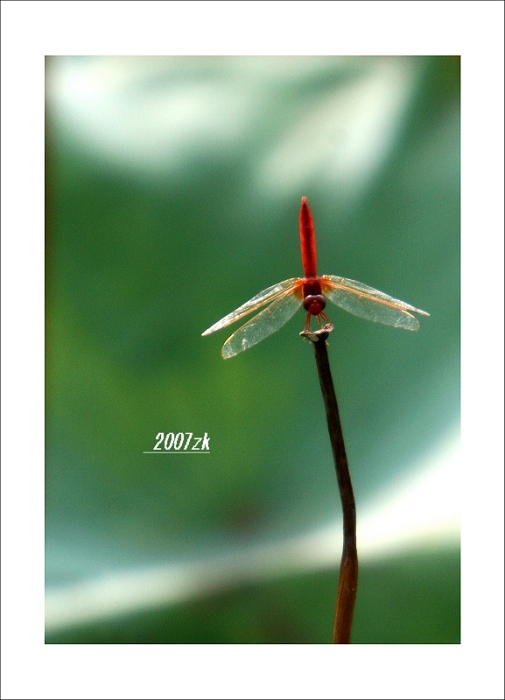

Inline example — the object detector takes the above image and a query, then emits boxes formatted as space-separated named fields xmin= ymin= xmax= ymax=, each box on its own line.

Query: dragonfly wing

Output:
xmin=321 ymin=275 xmax=430 ymax=331
xmin=202 ymin=278 xmax=302 ymax=335
xmin=221 ymin=289 xmax=303 ymax=358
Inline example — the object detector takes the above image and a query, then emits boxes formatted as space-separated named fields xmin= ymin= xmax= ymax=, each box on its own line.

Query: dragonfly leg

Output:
xmin=316 ymin=311 xmax=330 ymax=328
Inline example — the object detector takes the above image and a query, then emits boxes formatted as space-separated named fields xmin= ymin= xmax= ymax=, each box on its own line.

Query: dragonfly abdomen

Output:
xmin=299 ymin=196 xmax=318 ymax=278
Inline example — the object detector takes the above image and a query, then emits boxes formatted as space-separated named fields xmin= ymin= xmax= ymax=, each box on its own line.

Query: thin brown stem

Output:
xmin=300 ymin=324 xmax=358 ymax=644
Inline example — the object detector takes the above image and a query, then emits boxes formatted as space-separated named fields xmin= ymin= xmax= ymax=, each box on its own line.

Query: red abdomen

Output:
xmin=299 ymin=196 xmax=317 ymax=278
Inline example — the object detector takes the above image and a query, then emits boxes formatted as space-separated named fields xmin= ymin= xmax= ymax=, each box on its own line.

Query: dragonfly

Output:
xmin=203 ymin=197 xmax=429 ymax=358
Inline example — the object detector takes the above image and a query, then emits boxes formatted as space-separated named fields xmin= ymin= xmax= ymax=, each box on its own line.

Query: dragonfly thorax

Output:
xmin=303 ymin=278 xmax=322 ymax=296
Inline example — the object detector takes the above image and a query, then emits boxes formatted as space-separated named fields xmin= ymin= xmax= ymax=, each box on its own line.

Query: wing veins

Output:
xmin=221 ymin=289 xmax=302 ymax=358
xmin=321 ymin=275 xmax=429 ymax=330
xmin=202 ymin=278 xmax=301 ymax=336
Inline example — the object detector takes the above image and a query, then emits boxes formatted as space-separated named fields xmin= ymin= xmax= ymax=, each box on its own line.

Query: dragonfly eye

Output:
xmin=303 ymin=294 xmax=326 ymax=315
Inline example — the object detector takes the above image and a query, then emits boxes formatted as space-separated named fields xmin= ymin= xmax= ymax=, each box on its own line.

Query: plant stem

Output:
xmin=301 ymin=324 xmax=358 ymax=644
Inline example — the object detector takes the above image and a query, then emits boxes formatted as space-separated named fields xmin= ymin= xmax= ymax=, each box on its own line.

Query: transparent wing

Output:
xmin=221 ymin=288 xmax=303 ymax=358
xmin=321 ymin=275 xmax=430 ymax=331
xmin=202 ymin=278 xmax=302 ymax=336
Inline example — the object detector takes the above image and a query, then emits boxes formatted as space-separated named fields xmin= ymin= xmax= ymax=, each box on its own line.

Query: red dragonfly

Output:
xmin=203 ymin=197 xmax=429 ymax=358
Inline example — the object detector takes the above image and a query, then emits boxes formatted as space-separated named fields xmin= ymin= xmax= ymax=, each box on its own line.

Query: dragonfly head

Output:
xmin=302 ymin=278 xmax=326 ymax=316
xmin=303 ymin=294 xmax=326 ymax=316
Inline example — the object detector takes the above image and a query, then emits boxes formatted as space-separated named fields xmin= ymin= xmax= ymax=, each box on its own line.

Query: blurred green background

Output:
xmin=45 ymin=56 xmax=460 ymax=644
